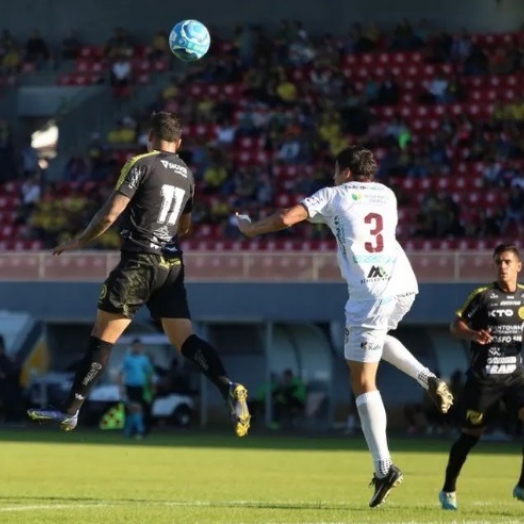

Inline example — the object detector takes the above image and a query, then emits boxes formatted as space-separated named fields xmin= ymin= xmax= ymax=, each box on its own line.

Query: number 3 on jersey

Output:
xmin=158 ymin=184 xmax=186 ymax=225
xmin=364 ymin=212 xmax=384 ymax=253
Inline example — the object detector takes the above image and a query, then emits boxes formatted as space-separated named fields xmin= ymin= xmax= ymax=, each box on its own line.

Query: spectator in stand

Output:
xmin=21 ymin=173 xmax=41 ymax=213
xmin=64 ymin=156 xmax=90 ymax=181
xmin=106 ymin=117 xmax=136 ymax=146
xmin=463 ymin=44 xmax=488 ymax=75
xmin=61 ymin=30 xmax=82 ymax=61
xmin=110 ymin=53 xmax=132 ymax=98
xmin=105 ymin=27 xmax=134 ymax=58
xmin=25 ymin=30 xmax=50 ymax=66
xmin=149 ymin=30 xmax=169 ymax=60
xmin=450 ymin=31 xmax=472 ymax=63
xmin=0 ymin=120 xmax=17 ymax=181
xmin=377 ymin=76 xmax=400 ymax=106
xmin=501 ymin=187 xmax=524 ymax=235
xmin=1 ymin=43 xmax=21 ymax=76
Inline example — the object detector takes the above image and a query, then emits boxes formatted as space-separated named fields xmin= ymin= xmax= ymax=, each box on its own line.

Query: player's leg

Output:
xmin=346 ymin=326 xmax=402 ymax=508
xmin=439 ymin=375 xmax=496 ymax=509
xmin=381 ymin=294 xmax=453 ymax=413
xmin=28 ymin=254 xmax=149 ymax=430
xmin=505 ymin=374 xmax=524 ymax=501
xmin=148 ymin=259 xmax=250 ymax=437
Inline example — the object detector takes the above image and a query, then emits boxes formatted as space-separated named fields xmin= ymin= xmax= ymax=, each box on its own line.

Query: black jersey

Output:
xmin=115 ymin=150 xmax=194 ymax=254
xmin=457 ymin=282 xmax=524 ymax=377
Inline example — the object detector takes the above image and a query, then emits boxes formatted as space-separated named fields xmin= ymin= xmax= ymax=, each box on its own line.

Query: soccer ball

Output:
xmin=169 ymin=19 xmax=211 ymax=62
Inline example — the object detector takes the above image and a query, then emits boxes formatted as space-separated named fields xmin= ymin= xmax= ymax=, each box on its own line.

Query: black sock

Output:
xmin=63 ymin=336 xmax=113 ymax=414
xmin=518 ymin=444 xmax=524 ymax=488
xmin=181 ymin=335 xmax=230 ymax=399
xmin=442 ymin=433 xmax=480 ymax=492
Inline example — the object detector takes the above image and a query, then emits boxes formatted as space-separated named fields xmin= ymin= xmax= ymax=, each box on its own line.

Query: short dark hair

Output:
xmin=150 ymin=112 xmax=183 ymax=142
xmin=493 ymin=243 xmax=520 ymax=259
xmin=335 ymin=146 xmax=377 ymax=181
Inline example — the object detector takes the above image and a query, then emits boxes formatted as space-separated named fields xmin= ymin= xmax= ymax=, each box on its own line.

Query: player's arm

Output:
xmin=53 ymin=192 xmax=131 ymax=255
xmin=450 ymin=288 xmax=492 ymax=344
xmin=178 ymin=181 xmax=194 ymax=237
xmin=236 ymin=204 xmax=309 ymax=237
xmin=76 ymin=192 xmax=130 ymax=246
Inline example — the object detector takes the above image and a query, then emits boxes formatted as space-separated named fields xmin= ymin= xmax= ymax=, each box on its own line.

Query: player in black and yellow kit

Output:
xmin=27 ymin=112 xmax=251 ymax=437
xmin=439 ymin=243 xmax=524 ymax=509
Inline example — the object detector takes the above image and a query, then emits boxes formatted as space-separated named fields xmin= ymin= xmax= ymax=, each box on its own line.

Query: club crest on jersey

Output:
xmin=518 ymin=306 xmax=524 ymax=320
xmin=351 ymin=193 xmax=362 ymax=201
xmin=466 ymin=410 xmax=484 ymax=425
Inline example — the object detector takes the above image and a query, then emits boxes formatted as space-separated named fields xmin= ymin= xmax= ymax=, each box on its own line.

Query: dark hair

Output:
xmin=335 ymin=146 xmax=377 ymax=181
xmin=493 ymin=243 xmax=520 ymax=259
xmin=150 ymin=112 xmax=183 ymax=142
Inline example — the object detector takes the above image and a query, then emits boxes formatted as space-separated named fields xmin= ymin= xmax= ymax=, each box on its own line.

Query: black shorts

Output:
xmin=98 ymin=251 xmax=191 ymax=319
xmin=462 ymin=371 xmax=524 ymax=428
xmin=125 ymin=385 xmax=145 ymax=403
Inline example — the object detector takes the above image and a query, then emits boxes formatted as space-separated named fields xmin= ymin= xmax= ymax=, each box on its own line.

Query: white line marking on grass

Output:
xmin=0 ymin=503 xmax=112 ymax=512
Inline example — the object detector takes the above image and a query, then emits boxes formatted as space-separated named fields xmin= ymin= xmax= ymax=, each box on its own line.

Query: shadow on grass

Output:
xmin=0 ymin=425 xmax=520 ymax=454
xmin=0 ymin=494 xmax=372 ymax=511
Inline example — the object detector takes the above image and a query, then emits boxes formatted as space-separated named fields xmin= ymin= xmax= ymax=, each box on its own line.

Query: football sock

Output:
xmin=517 ymin=444 xmax=524 ymax=488
xmin=383 ymin=335 xmax=435 ymax=390
xmin=181 ymin=335 xmax=231 ymax=400
xmin=442 ymin=433 xmax=480 ymax=492
xmin=356 ymin=390 xmax=392 ymax=478
xmin=63 ymin=336 xmax=113 ymax=415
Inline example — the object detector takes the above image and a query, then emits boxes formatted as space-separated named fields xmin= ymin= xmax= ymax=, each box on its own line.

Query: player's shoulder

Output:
xmin=466 ymin=283 xmax=496 ymax=302
xmin=124 ymin=150 xmax=161 ymax=169
xmin=156 ymin=152 xmax=193 ymax=180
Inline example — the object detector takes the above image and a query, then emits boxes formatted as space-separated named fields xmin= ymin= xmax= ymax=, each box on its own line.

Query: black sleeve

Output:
xmin=115 ymin=158 xmax=146 ymax=199
xmin=182 ymin=176 xmax=195 ymax=213
xmin=456 ymin=287 xmax=485 ymax=325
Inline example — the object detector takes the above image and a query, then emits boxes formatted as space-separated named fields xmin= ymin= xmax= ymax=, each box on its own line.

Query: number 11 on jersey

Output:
xmin=158 ymin=184 xmax=186 ymax=225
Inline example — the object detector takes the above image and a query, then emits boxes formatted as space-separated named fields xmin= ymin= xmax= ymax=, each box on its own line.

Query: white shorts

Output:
xmin=344 ymin=294 xmax=416 ymax=363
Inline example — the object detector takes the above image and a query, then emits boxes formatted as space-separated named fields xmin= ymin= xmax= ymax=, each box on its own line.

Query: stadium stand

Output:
xmin=1 ymin=21 xmax=524 ymax=251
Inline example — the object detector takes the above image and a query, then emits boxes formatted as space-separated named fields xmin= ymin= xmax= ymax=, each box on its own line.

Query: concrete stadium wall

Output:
xmin=0 ymin=281 xmax=479 ymax=324
xmin=5 ymin=0 xmax=523 ymax=42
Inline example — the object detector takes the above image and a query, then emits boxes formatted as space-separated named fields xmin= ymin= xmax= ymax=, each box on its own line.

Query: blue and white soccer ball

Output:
xmin=169 ymin=19 xmax=211 ymax=62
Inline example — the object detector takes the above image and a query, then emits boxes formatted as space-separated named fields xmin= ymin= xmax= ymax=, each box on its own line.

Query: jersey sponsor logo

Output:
xmin=361 ymin=265 xmax=389 ymax=283
xmin=360 ymin=340 xmax=382 ymax=351
xmin=367 ymin=266 xmax=387 ymax=278
xmin=466 ymin=410 xmax=484 ymax=425
xmin=485 ymin=363 xmax=517 ymax=374
xmin=160 ymin=160 xmax=188 ymax=177
xmin=499 ymin=300 xmax=521 ymax=305
xmin=487 ymin=309 xmax=514 ymax=318
xmin=351 ymin=193 xmax=362 ymax=201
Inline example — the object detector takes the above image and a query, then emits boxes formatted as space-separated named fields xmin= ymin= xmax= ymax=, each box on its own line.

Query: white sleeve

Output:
xmin=301 ymin=187 xmax=333 ymax=224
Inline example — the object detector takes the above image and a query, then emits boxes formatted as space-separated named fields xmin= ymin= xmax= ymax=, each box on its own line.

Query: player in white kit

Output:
xmin=236 ymin=146 xmax=453 ymax=507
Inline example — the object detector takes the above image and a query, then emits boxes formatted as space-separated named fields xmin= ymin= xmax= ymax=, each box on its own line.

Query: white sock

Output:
xmin=355 ymin=390 xmax=391 ymax=477
xmin=382 ymin=335 xmax=436 ymax=390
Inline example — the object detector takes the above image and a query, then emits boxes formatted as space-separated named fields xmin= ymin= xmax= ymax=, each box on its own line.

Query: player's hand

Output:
xmin=473 ymin=329 xmax=493 ymax=345
xmin=235 ymin=212 xmax=255 ymax=237
xmin=52 ymin=238 xmax=84 ymax=256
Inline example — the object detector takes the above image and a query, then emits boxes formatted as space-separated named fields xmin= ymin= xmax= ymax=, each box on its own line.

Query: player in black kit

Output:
xmin=27 ymin=112 xmax=251 ymax=437
xmin=439 ymin=243 xmax=524 ymax=509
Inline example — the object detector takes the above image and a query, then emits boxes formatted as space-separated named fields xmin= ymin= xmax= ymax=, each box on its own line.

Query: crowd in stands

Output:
xmin=2 ymin=20 xmax=524 ymax=250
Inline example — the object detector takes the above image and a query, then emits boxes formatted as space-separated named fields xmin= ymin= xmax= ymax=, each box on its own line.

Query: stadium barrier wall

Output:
xmin=0 ymin=251 xmax=491 ymax=324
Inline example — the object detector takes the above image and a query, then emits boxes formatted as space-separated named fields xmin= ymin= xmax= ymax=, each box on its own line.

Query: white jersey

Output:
xmin=301 ymin=181 xmax=418 ymax=301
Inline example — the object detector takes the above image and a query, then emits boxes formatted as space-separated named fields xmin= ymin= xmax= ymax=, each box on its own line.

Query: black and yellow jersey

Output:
xmin=456 ymin=282 xmax=524 ymax=377
xmin=115 ymin=150 xmax=194 ymax=254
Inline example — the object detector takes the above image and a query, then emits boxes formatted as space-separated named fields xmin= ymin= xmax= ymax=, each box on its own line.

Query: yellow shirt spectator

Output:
xmin=204 ymin=165 xmax=228 ymax=188
xmin=277 ymin=81 xmax=297 ymax=102
xmin=107 ymin=126 xmax=136 ymax=145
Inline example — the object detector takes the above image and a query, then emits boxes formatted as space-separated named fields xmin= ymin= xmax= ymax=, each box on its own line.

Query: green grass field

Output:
xmin=0 ymin=428 xmax=522 ymax=524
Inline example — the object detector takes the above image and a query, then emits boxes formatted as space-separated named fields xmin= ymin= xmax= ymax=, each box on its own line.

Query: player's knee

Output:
xmin=462 ymin=427 xmax=484 ymax=438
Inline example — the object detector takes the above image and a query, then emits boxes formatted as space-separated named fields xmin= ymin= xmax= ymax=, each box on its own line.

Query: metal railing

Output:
xmin=0 ymin=250 xmax=495 ymax=282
